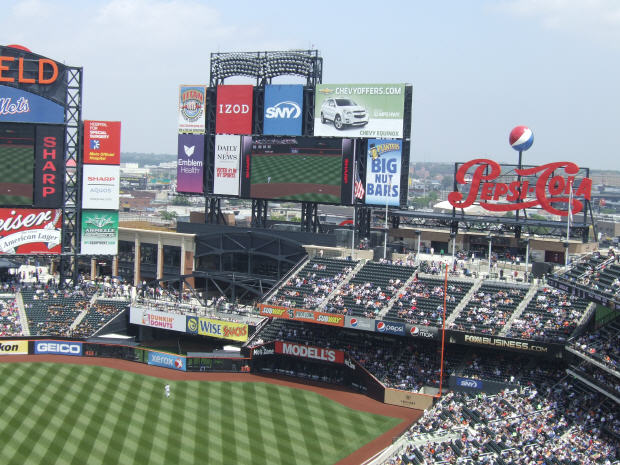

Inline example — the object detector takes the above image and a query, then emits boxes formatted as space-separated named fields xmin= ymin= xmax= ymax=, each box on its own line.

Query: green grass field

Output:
xmin=0 ymin=144 xmax=34 ymax=205
xmin=250 ymin=153 xmax=342 ymax=203
xmin=0 ymin=363 xmax=401 ymax=465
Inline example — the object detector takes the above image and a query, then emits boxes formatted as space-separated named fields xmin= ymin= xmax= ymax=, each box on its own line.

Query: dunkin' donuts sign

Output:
xmin=448 ymin=159 xmax=591 ymax=216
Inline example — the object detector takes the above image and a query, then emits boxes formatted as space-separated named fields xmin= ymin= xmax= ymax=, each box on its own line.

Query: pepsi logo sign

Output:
xmin=376 ymin=321 xmax=386 ymax=331
xmin=265 ymin=101 xmax=301 ymax=119
xmin=410 ymin=326 xmax=419 ymax=335
xmin=509 ymin=125 xmax=534 ymax=152
xmin=350 ymin=318 xmax=358 ymax=327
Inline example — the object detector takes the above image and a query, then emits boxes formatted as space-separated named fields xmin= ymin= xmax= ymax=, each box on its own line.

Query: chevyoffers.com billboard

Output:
xmin=314 ymin=84 xmax=405 ymax=138
xmin=81 ymin=210 xmax=118 ymax=255
xmin=365 ymin=139 xmax=402 ymax=207
xmin=213 ymin=135 xmax=241 ymax=196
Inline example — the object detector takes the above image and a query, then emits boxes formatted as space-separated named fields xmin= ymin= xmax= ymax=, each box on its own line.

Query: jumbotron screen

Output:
xmin=0 ymin=123 xmax=34 ymax=205
xmin=240 ymin=136 xmax=354 ymax=205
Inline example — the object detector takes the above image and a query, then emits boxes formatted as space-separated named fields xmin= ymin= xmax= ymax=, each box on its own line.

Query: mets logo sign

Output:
xmin=180 ymin=88 xmax=204 ymax=122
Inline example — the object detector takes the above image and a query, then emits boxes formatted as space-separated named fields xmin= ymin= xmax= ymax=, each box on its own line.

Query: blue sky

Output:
xmin=2 ymin=0 xmax=619 ymax=169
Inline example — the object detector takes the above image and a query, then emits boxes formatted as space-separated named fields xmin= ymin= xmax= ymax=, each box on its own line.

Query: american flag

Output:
xmin=354 ymin=165 xmax=365 ymax=200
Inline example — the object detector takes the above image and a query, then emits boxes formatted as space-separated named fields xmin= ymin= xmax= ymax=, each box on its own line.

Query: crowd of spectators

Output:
xmin=571 ymin=317 xmax=619 ymax=372
xmin=507 ymin=287 xmax=590 ymax=341
xmin=0 ymin=297 xmax=22 ymax=336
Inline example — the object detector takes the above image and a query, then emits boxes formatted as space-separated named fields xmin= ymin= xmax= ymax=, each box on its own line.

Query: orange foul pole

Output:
xmin=437 ymin=262 xmax=448 ymax=397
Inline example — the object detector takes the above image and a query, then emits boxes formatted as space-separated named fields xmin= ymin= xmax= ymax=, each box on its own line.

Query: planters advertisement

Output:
xmin=365 ymin=139 xmax=401 ymax=207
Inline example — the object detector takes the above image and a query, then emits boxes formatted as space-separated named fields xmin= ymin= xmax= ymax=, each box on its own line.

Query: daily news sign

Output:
xmin=448 ymin=160 xmax=591 ymax=216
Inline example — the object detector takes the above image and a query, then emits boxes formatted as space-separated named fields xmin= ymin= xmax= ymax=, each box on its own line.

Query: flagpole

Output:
xmin=351 ymin=204 xmax=356 ymax=259
xmin=565 ymin=181 xmax=573 ymax=268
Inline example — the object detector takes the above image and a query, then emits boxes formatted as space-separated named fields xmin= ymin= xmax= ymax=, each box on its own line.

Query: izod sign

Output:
xmin=215 ymin=85 xmax=253 ymax=135
xmin=448 ymin=159 xmax=592 ymax=216
xmin=0 ymin=55 xmax=58 ymax=85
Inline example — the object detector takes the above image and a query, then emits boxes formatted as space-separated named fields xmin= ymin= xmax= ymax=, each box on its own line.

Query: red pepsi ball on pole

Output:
xmin=509 ymin=126 xmax=534 ymax=151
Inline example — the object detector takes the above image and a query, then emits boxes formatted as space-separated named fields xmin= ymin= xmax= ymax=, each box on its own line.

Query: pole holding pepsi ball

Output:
xmin=509 ymin=126 xmax=534 ymax=226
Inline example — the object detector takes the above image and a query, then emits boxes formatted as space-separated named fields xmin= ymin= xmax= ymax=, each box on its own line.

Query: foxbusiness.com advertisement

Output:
xmin=129 ymin=306 xmax=187 ymax=333
xmin=263 ymin=84 xmax=303 ymax=136
xmin=258 ymin=304 xmax=345 ymax=327
xmin=177 ymin=133 xmax=204 ymax=194
xmin=213 ymin=135 xmax=241 ymax=196
xmin=186 ymin=316 xmax=248 ymax=342
xmin=80 ymin=210 xmax=118 ymax=255
xmin=314 ymin=84 xmax=406 ymax=138
xmin=447 ymin=331 xmax=564 ymax=357
xmin=0 ymin=208 xmax=61 ymax=254
xmin=275 ymin=341 xmax=344 ymax=364
xmin=365 ymin=139 xmax=401 ymax=207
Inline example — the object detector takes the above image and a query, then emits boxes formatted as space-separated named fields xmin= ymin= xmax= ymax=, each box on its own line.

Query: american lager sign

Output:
xmin=80 ymin=210 xmax=118 ymax=255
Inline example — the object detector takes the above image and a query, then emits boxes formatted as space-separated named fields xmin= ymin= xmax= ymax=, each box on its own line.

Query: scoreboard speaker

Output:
xmin=531 ymin=261 xmax=553 ymax=278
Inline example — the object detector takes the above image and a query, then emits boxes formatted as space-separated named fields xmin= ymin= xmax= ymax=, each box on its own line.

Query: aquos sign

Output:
xmin=448 ymin=160 xmax=592 ymax=216
xmin=34 ymin=340 xmax=82 ymax=356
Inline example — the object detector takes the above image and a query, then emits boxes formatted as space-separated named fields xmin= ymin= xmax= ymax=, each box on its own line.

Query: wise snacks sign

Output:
xmin=185 ymin=316 xmax=248 ymax=342
xmin=448 ymin=159 xmax=592 ymax=216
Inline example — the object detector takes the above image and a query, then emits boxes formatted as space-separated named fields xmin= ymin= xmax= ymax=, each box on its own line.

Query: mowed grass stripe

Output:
xmin=0 ymin=363 xmax=402 ymax=465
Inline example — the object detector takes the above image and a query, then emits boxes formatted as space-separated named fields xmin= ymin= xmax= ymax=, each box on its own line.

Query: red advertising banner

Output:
xmin=215 ymin=85 xmax=253 ymax=135
xmin=0 ymin=208 xmax=62 ymax=254
xmin=258 ymin=304 xmax=345 ymax=327
xmin=275 ymin=341 xmax=344 ymax=364
xmin=83 ymin=121 xmax=121 ymax=165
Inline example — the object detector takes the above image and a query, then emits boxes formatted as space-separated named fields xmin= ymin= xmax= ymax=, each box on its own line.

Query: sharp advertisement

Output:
xmin=0 ymin=86 xmax=64 ymax=124
xmin=178 ymin=85 xmax=206 ymax=133
xmin=213 ymin=135 xmax=241 ymax=196
xmin=365 ymin=139 xmax=401 ymax=207
xmin=83 ymin=120 xmax=121 ymax=165
xmin=240 ymin=136 xmax=354 ymax=205
xmin=177 ymin=133 xmax=204 ymax=194
xmin=215 ymin=85 xmax=253 ymax=135
xmin=82 ymin=165 xmax=120 ymax=209
xmin=80 ymin=210 xmax=119 ymax=255
xmin=314 ymin=84 xmax=406 ymax=138
xmin=263 ymin=84 xmax=303 ymax=136
xmin=34 ymin=124 xmax=64 ymax=208
xmin=0 ymin=208 xmax=62 ymax=254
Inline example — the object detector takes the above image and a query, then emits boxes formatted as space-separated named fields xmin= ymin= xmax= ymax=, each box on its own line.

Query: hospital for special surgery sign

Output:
xmin=0 ymin=208 xmax=62 ymax=254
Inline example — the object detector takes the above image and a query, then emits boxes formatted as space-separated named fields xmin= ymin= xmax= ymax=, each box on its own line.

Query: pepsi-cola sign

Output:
xmin=374 ymin=320 xmax=405 ymax=336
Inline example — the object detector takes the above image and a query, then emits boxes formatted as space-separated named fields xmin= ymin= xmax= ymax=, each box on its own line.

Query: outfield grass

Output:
xmin=0 ymin=363 xmax=401 ymax=465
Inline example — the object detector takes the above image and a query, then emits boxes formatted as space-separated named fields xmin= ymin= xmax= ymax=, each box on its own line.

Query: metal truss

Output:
xmin=59 ymin=66 xmax=83 ymax=288
xmin=300 ymin=202 xmax=323 ymax=233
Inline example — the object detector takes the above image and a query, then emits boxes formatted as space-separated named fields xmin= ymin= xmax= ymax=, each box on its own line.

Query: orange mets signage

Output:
xmin=448 ymin=159 xmax=592 ymax=217
xmin=0 ymin=55 xmax=59 ymax=85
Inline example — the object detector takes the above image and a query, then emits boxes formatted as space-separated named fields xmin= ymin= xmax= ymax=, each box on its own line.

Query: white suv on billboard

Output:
xmin=320 ymin=97 xmax=369 ymax=130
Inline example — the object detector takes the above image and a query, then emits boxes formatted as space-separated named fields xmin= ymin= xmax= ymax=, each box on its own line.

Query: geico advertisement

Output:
xmin=186 ymin=316 xmax=248 ymax=342
xmin=34 ymin=340 xmax=82 ymax=356
xmin=129 ymin=306 xmax=187 ymax=332
xmin=275 ymin=341 xmax=344 ymax=364
xmin=314 ymin=84 xmax=406 ymax=138
xmin=0 ymin=340 xmax=28 ymax=355
xmin=82 ymin=165 xmax=120 ymax=209
xmin=147 ymin=351 xmax=186 ymax=371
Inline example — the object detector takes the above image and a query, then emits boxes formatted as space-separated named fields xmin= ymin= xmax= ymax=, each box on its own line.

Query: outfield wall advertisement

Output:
xmin=0 ymin=340 xmax=28 ymax=355
xmin=178 ymin=85 xmax=206 ymax=133
xmin=384 ymin=388 xmax=434 ymax=410
xmin=148 ymin=350 xmax=186 ymax=371
xmin=258 ymin=304 xmax=345 ymax=327
xmin=0 ymin=208 xmax=62 ymax=254
xmin=186 ymin=316 xmax=248 ymax=342
xmin=129 ymin=307 xmax=187 ymax=332
xmin=34 ymin=340 xmax=82 ymax=356
xmin=314 ymin=84 xmax=405 ymax=138
xmin=177 ymin=133 xmax=204 ymax=194
xmin=80 ymin=210 xmax=118 ymax=255
xmin=82 ymin=165 xmax=120 ymax=209
xmin=263 ymin=84 xmax=303 ymax=136
xmin=213 ymin=135 xmax=241 ymax=196
xmin=83 ymin=121 xmax=121 ymax=165
xmin=365 ymin=139 xmax=402 ymax=207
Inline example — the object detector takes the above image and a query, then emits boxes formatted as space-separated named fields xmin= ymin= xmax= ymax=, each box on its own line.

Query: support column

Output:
xmin=90 ymin=258 xmax=97 ymax=281
xmin=157 ymin=235 xmax=164 ymax=281
xmin=112 ymin=256 xmax=119 ymax=277
xmin=134 ymin=234 xmax=141 ymax=287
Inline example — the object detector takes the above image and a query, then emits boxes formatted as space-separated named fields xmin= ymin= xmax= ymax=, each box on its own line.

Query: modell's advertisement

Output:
xmin=0 ymin=208 xmax=62 ymax=254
